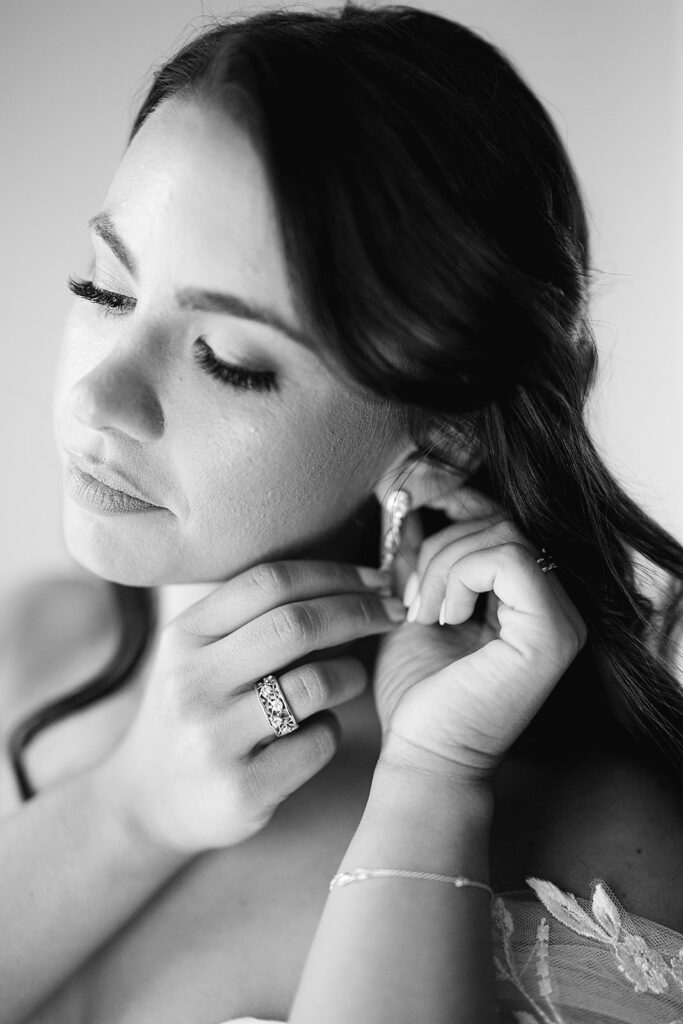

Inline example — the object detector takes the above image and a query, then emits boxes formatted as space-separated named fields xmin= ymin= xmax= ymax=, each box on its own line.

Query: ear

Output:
xmin=372 ymin=446 xmax=479 ymax=598
xmin=372 ymin=445 xmax=478 ymax=517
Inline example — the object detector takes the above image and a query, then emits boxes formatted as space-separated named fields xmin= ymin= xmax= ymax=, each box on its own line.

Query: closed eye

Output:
xmin=68 ymin=276 xmax=135 ymax=315
xmin=192 ymin=338 xmax=277 ymax=392
xmin=66 ymin=276 xmax=278 ymax=393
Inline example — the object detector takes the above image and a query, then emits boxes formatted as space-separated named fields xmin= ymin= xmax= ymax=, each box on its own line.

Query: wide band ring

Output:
xmin=536 ymin=547 xmax=558 ymax=574
xmin=254 ymin=674 xmax=299 ymax=737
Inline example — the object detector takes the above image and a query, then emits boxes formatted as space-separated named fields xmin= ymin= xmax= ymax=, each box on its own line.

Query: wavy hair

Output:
xmin=10 ymin=2 xmax=683 ymax=799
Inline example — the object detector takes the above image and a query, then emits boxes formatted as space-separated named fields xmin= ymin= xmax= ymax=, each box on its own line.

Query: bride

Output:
xmin=2 ymin=5 xmax=683 ymax=1023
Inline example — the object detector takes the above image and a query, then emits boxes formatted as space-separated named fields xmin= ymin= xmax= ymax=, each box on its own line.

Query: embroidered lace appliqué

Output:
xmin=492 ymin=878 xmax=683 ymax=1023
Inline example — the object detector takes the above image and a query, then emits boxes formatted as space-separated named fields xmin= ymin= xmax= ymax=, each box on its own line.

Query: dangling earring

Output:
xmin=378 ymin=488 xmax=412 ymax=597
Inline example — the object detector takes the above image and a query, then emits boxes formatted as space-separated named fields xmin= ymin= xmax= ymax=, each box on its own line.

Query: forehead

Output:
xmin=101 ymin=95 xmax=297 ymax=319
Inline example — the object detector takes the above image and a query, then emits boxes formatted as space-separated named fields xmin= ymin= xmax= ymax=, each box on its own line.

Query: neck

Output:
xmin=156 ymin=495 xmax=381 ymax=633
xmin=156 ymin=581 xmax=221 ymax=632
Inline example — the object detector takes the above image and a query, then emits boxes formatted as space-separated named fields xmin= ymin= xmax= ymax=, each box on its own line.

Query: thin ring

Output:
xmin=254 ymin=674 xmax=299 ymax=737
xmin=536 ymin=547 xmax=558 ymax=574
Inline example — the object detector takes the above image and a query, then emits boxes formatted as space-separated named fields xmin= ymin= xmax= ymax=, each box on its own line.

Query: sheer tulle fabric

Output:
xmin=492 ymin=879 xmax=683 ymax=1022
xmin=218 ymin=879 xmax=683 ymax=1024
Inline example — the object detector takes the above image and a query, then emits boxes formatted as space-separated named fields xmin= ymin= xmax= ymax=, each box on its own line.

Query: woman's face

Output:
xmin=54 ymin=96 xmax=406 ymax=585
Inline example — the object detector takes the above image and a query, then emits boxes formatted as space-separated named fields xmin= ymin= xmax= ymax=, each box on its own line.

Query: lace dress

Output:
xmin=218 ymin=878 xmax=683 ymax=1024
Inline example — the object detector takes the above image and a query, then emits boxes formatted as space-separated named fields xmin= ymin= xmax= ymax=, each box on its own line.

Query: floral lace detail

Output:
xmin=492 ymin=878 xmax=683 ymax=1024
xmin=493 ymin=897 xmax=565 ymax=1024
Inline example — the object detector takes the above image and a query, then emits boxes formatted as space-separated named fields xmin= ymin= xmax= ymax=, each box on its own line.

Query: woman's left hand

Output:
xmin=374 ymin=487 xmax=588 ymax=783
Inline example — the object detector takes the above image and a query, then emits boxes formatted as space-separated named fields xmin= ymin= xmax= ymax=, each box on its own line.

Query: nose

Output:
xmin=68 ymin=348 xmax=165 ymax=441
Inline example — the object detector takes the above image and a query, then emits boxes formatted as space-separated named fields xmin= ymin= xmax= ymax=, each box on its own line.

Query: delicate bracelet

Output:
xmin=329 ymin=867 xmax=494 ymax=897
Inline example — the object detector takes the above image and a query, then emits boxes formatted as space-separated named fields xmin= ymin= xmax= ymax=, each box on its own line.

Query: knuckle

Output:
xmin=355 ymin=593 xmax=376 ymax=630
xmin=163 ymin=650 xmax=200 ymax=701
xmin=271 ymin=602 xmax=321 ymax=648
xmin=294 ymin=663 xmax=326 ymax=706
xmin=569 ymin=621 xmax=588 ymax=658
xmin=160 ymin=619 xmax=190 ymax=658
xmin=167 ymin=664 xmax=214 ymax=722
xmin=547 ymin=621 xmax=586 ymax=668
xmin=490 ymin=518 xmax=517 ymax=543
xmin=241 ymin=758 xmax=271 ymax=811
xmin=568 ymin=635 xmax=582 ymax=661
xmin=311 ymin=720 xmax=338 ymax=762
xmin=500 ymin=540 xmax=531 ymax=564
xmin=556 ymin=637 xmax=580 ymax=669
xmin=248 ymin=561 xmax=293 ymax=599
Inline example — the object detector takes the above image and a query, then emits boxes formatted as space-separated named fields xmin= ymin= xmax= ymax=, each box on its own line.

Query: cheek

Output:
xmin=178 ymin=390 xmax=391 ymax=546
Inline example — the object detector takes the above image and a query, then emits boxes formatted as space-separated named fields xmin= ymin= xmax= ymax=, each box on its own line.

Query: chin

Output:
xmin=65 ymin=542 xmax=163 ymax=587
xmin=61 ymin=508 xmax=178 ymax=587
xmin=61 ymin=512 xmax=255 ymax=588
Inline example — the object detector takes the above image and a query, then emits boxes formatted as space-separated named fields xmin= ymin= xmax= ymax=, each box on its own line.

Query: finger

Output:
xmin=400 ymin=512 xmax=506 ymax=609
xmin=424 ymin=484 xmax=507 ymax=521
xmin=229 ymin=656 xmax=368 ymax=751
xmin=200 ymin=590 xmax=406 ymax=693
xmin=414 ymin=514 xmax=507 ymax=579
xmin=408 ymin=520 xmax=538 ymax=625
xmin=440 ymin=543 xmax=572 ymax=661
xmin=175 ymin=560 xmax=387 ymax=645
xmin=245 ymin=711 xmax=341 ymax=809
xmin=443 ymin=547 xmax=585 ymax=648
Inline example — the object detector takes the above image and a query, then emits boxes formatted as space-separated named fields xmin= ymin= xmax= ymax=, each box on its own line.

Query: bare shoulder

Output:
xmin=0 ymin=571 xmax=117 ymax=713
xmin=492 ymin=745 xmax=683 ymax=932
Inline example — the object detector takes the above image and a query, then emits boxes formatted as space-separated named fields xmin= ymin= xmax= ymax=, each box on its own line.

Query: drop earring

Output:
xmin=378 ymin=488 xmax=412 ymax=597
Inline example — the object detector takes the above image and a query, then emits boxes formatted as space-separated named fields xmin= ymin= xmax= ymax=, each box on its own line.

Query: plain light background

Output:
xmin=0 ymin=0 xmax=681 ymax=598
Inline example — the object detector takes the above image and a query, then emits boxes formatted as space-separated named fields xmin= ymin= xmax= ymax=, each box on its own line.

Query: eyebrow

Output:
xmin=89 ymin=212 xmax=137 ymax=277
xmin=87 ymin=211 xmax=314 ymax=351
xmin=175 ymin=287 xmax=313 ymax=350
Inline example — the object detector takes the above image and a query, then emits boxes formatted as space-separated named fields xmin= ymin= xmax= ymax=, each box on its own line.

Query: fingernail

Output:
xmin=406 ymin=593 xmax=422 ymax=623
xmin=356 ymin=566 xmax=386 ymax=589
xmin=382 ymin=597 xmax=407 ymax=622
xmin=402 ymin=572 xmax=419 ymax=608
xmin=438 ymin=598 xmax=447 ymax=626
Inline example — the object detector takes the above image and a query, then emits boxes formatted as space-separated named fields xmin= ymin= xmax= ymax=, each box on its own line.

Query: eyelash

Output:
xmin=66 ymin=276 xmax=278 ymax=393
xmin=67 ymin=276 xmax=135 ymax=315
xmin=192 ymin=339 xmax=276 ymax=392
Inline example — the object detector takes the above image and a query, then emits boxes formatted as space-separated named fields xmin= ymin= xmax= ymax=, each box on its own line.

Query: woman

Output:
xmin=2 ymin=4 xmax=683 ymax=1022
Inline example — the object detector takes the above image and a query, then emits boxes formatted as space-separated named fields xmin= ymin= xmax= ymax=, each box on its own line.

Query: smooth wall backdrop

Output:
xmin=1 ymin=0 xmax=681 ymax=597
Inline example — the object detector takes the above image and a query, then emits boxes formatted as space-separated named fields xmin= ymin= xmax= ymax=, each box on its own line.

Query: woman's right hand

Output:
xmin=97 ymin=561 xmax=405 ymax=858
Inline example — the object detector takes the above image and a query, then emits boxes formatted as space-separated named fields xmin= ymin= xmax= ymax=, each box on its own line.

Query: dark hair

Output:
xmin=10 ymin=2 xmax=683 ymax=799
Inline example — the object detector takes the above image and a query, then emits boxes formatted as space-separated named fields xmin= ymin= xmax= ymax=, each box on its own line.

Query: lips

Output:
xmin=65 ymin=449 xmax=165 ymax=508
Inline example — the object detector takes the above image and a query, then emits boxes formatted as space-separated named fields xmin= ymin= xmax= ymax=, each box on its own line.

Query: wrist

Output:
xmin=369 ymin=753 xmax=494 ymax=835
xmin=340 ymin=746 xmax=494 ymax=883
xmin=90 ymin=756 xmax=190 ymax=876
xmin=378 ymin=729 xmax=497 ymax=800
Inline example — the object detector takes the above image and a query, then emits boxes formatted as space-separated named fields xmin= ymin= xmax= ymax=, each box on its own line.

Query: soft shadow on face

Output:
xmin=53 ymin=96 xmax=408 ymax=586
